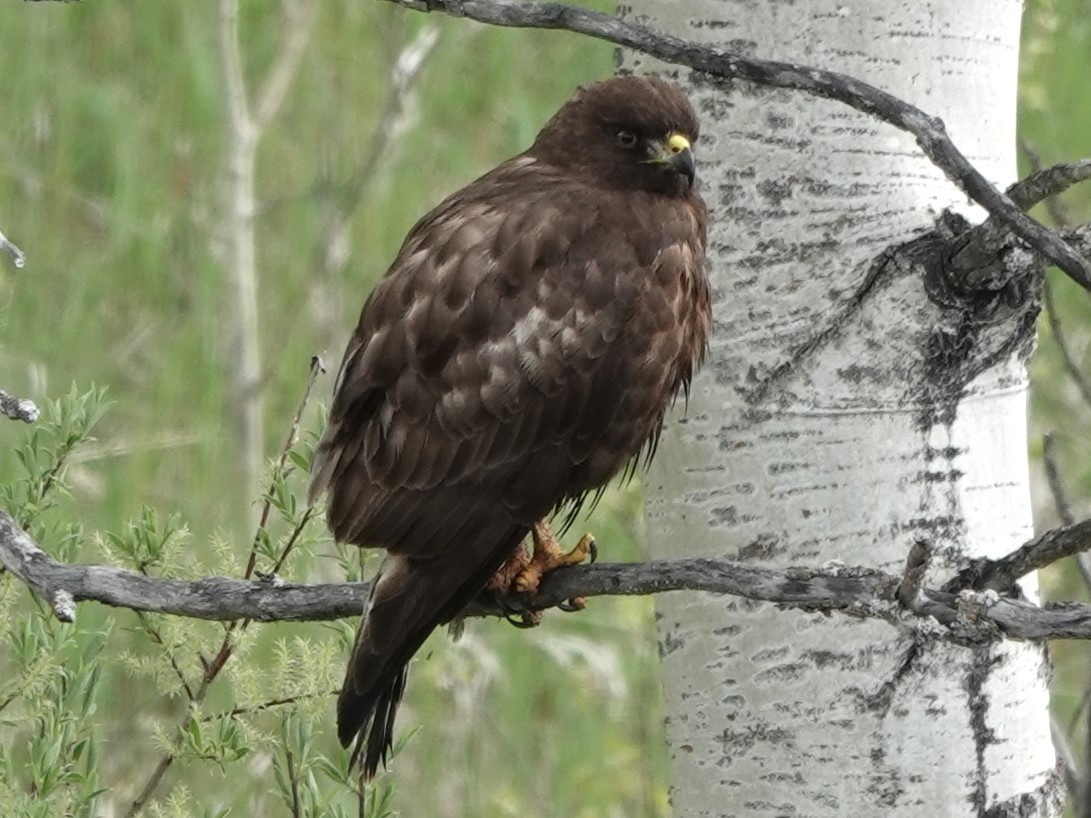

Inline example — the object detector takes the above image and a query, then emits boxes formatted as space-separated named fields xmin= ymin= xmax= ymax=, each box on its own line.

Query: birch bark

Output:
xmin=623 ymin=1 xmax=1060 ymax=814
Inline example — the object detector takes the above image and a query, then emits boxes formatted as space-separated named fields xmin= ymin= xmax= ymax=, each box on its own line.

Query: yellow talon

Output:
xmin=513 ymin=522 xmax=596 ymax=596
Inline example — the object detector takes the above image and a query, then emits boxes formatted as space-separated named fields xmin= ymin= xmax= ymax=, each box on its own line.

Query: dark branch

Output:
xmin=4 ymin=507 xmax=1091 ymax=643
xmin=1009 ymin=159 xmax=1091 ymax=212
xmin=945 ymin=518 xmax=1091 ymax=594
xmin=381 ymin=0 xmax=1091 ymax=290
xmin=948 ymin=160 xmax=1091 ymax=284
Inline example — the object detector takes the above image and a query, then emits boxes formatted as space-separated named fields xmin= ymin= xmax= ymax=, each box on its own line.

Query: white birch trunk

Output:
xmin=622 ymin=1 xmax=1060 ymax=815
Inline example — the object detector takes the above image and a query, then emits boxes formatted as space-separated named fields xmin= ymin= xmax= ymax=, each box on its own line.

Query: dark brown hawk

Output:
xmin=309 ymin=75 xmax=710 ymax=777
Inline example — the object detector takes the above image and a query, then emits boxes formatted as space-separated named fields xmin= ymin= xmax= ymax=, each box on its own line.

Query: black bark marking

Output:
xmin=741 ymin=242 xmax=900 ymax=405
xmin=859 ymin=640 xmax=924 ymax=717
xmin=966 ymin=646 xmax=1000 ymax=814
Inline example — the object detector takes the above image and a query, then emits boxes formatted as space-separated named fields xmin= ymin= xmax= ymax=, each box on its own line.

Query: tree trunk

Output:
xmin=623 ymin=1 xmax=1060 ymax=815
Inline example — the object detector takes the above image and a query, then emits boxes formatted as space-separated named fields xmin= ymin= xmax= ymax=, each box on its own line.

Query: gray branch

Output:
xmin=381 ymin=0 xmax=1091 ymax=291
xmin=2 ymin=507 xmax=1090 ymax=643
xmin=0 ymin=389 xmax=40 ymax=423
xmin=945 ymin=518 xmax=1091 ymax=594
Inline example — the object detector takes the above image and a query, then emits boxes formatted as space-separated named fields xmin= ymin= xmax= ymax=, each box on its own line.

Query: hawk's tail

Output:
xmin=338 ymin=523 xmax=528 ymax=778
xmin=340 ymin=663 xmax=408 ymax=777
xmin=336 ymin=554 xmax=440 ymax=778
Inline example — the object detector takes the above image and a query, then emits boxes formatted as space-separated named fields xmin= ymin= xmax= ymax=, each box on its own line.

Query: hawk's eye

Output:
xmin=615 ymin=130 xmax=638 ymax=150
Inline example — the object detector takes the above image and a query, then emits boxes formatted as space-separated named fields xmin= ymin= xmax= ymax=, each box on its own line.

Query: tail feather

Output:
xmin=337 ymin=521 xmax=529 ymax=778
xmin=342 ymin=664 xmax=408 ymax=777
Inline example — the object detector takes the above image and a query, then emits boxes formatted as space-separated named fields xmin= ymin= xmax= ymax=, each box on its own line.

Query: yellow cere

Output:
xmin=668 ymin=133 xmax=691 ymax=155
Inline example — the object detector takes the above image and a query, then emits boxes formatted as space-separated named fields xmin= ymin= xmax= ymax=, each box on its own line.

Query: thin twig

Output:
xmin=1051 ymin=714 xmax=1082 ymax=800
xmin=1043 ymin=436 xmax=1078 ymax=527
xmin=134 ymin=610 xmax=197 ymax=701
xmin=1042 ymin=434 xmax=1091 ymax=590
xmin=382 ymin=0 xmax=1091 ymax=290
xmin=243 ymin=355 xmax=324 ymax=581
xmin=253 ymin=0 xmax=320 ymax=130
xmin=121 ymin=360 xmax=323 ymax=817
xmin=0 ymin=218 xmax=26 ymax=269
xmin=267 ymin=506 xmax=315 ymax=577
xmin=285 ymin=745 xmax=302 ymax=818
xmin=201 ymin=691 xmax=333 ymax=723
xmin=125 ymin=756 xmax=174 ymax=818
xmin=1042 ymin=278 xmax=1091 ymax=411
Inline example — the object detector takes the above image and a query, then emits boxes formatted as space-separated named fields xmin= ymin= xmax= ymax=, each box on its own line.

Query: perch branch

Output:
xmin=5 ymin=506 xmax=1091 ymax=643
xmin=381 ymin=0 xmax=1091 ymax=290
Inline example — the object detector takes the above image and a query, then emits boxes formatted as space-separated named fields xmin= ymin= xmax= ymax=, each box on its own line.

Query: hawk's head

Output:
xmin=531 ymin=75 xmax=700 ymax=197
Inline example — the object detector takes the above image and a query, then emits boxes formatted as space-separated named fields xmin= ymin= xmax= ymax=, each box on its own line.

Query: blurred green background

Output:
xmin=0 ymin=1 xmax=1088 ymax=816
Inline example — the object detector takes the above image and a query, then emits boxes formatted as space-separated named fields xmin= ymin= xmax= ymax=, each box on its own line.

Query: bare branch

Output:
xmin=1051 ymin=715 xmax=1082 ymax=799
xmin=253 ymin=0 xmax=320 ymax=130
xmin=218 ymin=0 xmax=252 ymax=139
xmin=1022 ymin=142 xmax=1077 ymax=229
xmin=0 ymin=389 xmax=40 ymax=424
xmin=1044 ymin=433 xmax=1079 ymax=529
xmin=337 ymin=23 xmax=440 ymax=211
xmin=381 ymin=0 xmax=1091 ymax=290
xmin=218 ymin=0 xmax=265 ymax=503
xmin=0 ymin=218 xmax=25 ymax=269
xmin=1042 ymin=278 xmax=1091 ymax=411
xmin=6 ymin=506 xmax=1091 ymax=643
xmin=1009 ymin=159 xmax=1091 ymax=212
xmin=947 ymin=518 xmax=1091 ymax=594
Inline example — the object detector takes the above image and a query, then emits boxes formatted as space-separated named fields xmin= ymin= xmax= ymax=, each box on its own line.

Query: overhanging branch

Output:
xmin=3 ymin=507 xmax=1090 ymax=643
xmin=381 ymin=0 xmax=1091 ymax=290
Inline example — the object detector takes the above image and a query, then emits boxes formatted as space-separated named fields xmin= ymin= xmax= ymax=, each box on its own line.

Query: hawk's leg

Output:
xmin=484 ymin=520 xmax=596 ymax=626
xmin=514 ymin=519 xmax=596 ymax=598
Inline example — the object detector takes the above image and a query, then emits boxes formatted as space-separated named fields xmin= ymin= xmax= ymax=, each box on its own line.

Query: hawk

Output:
xmin=309 ymin=75 xmax=710 ymax=777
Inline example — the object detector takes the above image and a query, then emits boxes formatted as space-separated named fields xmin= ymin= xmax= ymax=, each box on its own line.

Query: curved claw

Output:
xmin=557 ymin=597 xmax=588 ymax=613
xmin=504 ymin=610 xmax=542 ymax=628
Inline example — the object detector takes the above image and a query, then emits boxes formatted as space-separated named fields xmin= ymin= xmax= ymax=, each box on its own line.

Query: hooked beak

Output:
xmin=649 ymin=132 xmax=696 ymax=186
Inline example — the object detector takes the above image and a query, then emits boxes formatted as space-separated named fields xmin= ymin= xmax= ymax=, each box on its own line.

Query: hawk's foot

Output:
xmin=487 ymin=539 xmax=532 ymax=593
xmin=513 ymin=520 xmax=596 ymax=597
